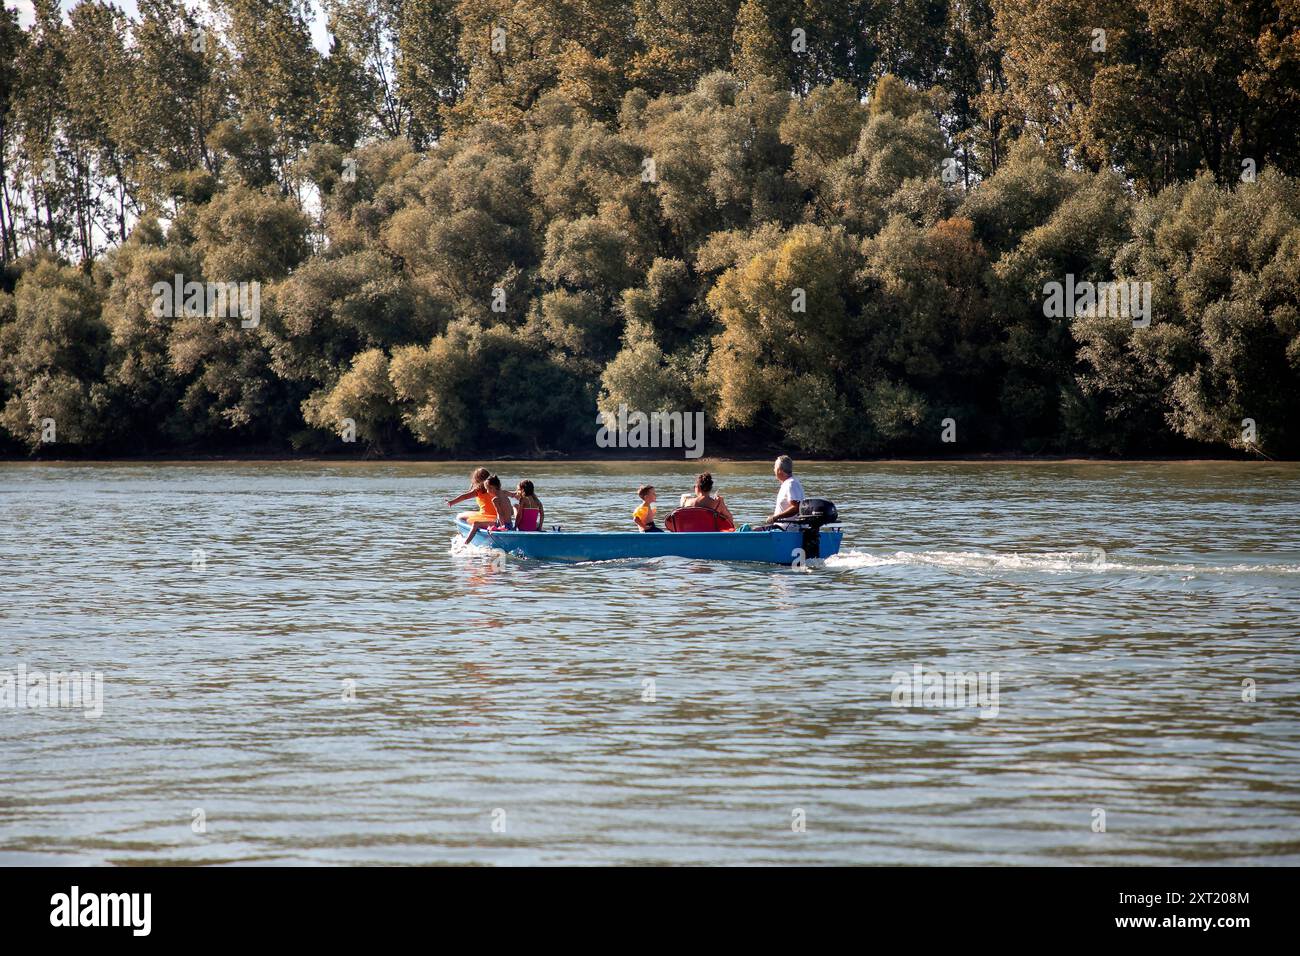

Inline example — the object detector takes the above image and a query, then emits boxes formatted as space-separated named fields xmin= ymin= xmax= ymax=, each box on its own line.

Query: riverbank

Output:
xmin=0 ymin=450 xmax=1275 ymax=465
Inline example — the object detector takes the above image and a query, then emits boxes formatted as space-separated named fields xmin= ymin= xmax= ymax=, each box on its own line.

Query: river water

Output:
xmin=1 ymin=460 xmax=1298 ymax=865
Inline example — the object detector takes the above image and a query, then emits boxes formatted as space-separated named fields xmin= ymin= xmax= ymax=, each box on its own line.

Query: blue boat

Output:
xmin=454 ymin=519 xmax=843 ymax=565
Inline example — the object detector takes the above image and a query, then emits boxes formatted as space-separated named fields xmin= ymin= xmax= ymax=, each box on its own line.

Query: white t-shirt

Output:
xmin=776 ymin=476 xmax=805 ymax=516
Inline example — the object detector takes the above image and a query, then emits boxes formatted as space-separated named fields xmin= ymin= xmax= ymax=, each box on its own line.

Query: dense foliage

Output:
xmin=2 ymin=0 xmax=1298 ymax=457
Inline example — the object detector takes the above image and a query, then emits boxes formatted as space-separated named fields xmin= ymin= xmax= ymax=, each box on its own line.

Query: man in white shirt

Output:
xmin=763 ymin=455 xmax=805 ymax=527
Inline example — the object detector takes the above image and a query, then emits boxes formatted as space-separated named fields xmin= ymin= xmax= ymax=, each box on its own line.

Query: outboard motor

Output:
xmin=795 ymin=498 xmax=839 ymax=558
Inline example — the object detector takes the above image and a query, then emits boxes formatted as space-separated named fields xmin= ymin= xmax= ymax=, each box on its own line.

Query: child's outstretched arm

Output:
xmin=446 ymin=490 xmax=475 ymax=507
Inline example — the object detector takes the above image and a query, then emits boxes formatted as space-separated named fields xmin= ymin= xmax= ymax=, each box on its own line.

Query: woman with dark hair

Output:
xmin=687 ymin=471 xmax=736 ymax=531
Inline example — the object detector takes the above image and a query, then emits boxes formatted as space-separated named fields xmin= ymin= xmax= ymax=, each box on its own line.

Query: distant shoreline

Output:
xmin=0 ymin=451 xmax=1280 ymax=466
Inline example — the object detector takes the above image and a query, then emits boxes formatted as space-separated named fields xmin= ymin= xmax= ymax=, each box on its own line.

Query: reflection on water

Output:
xmin=1 ymin=460 xmax=1298 ymax=865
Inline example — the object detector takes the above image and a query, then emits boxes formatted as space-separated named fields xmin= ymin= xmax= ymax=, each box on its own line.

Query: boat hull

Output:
xmin=455 ymin=520 xmax=842 ymax=565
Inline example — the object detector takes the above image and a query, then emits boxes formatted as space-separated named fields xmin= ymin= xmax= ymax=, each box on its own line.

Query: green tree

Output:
xmin=447 ymin=0 xmax=638 ymax=131
xmin=706 ymin=223 xmax=865 ymax=452
xmin=216 ymin=0 xmax=322 ymax=194
xmin=0 ymin=257 xmax=110 ymax=449
xmin=826 ymin=74 xmax=952 ymax=236
xmin=127 ymin=0 xmax=229 ymax=208
xmin=1075 ymin=171 xmax=1300 ymax=455
xmin=301 ymin=346 xmax=400 ymax=447
xmin=63 ymin=1 xmax=134 ymax=262
xmin=994 ymin=0 xmax=1300 ymax=192
xmin=398 ymin=0 xmax=465 ymax=144
xmin=629 ymin=0 xmax=741 ymax=94
xmin=0 ymin=6 xmax=29 ymax=264
xmin=10 ymin=0 xmax=70 ymax=256
xmin=731 ymin=0 xmax=793 ymax=88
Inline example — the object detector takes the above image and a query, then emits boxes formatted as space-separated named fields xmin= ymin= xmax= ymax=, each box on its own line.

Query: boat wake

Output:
xmin=450 ymin=532 xmax=1299 ymax=576
xmin=825 ymin=548 xmax=1300 ymax=576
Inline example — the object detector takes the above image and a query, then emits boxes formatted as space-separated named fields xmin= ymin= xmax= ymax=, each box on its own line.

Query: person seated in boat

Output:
xmin=633 ymin=485 xmax=662 ymax=532
xmin=446 ymin=467 xmax=495 ymax=523
xmin=685 ymin=472 xmax=736 ymax=531
xmin=755 ymin=454 xmax=805 ymax=529
xmin=462 ymin=475 xmax=514 ymax=543
xmin=509 ymin=479 xmax=544 ymax=531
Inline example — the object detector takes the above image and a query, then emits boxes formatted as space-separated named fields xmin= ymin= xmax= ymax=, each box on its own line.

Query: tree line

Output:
xmin=1 ymin=0 xmax=1298 ymax=457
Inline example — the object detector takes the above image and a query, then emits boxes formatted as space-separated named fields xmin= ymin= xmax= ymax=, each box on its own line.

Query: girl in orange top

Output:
xmin=446 ymin=467 xmax=496 ymax=523
xmin=460 ymin=475 xmax=514 ymax=543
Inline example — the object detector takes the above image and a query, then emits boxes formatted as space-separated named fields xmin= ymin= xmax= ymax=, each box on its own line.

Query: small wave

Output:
xmin=825 ymin=548 xmax=1300 ymax=575
xmin=448 ymin=534 xmax=491 ymax=556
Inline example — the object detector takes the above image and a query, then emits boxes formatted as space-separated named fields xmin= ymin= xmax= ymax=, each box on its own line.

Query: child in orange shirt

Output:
xmin=446 ymin=467 xmax=495 ymax=523
xmin=461 ymin=475 xmax=513 ymax=544
xmin=633 ymin=485 xmax=662 ymax=532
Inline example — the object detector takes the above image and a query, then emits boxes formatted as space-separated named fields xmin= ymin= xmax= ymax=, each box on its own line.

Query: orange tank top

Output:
xmin=474 ymin=490 xmax=498 ymax=518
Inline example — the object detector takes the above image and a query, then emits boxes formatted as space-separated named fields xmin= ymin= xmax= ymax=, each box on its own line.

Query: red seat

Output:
xmin=664 ymin=507 xmax=727 ymax=532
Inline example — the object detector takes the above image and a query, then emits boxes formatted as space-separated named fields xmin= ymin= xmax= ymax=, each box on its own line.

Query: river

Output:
xmin=1 ymin=460 xmax=1298 ymax=864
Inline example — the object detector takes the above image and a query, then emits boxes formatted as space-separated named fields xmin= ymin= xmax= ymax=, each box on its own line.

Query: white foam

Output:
xmin=824 ymin=549 xmax=1300 ymax=575
xmin=448 ymin=534 xmax=489 ymax=556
